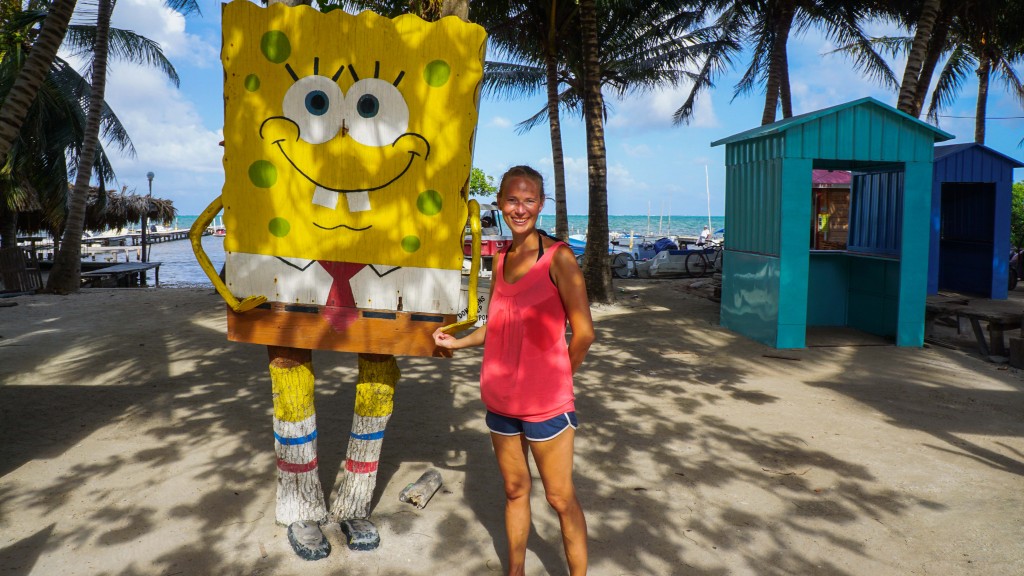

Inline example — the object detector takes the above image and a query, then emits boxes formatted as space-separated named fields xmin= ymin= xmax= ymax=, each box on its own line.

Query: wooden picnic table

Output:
xmin=81 ymin=262 xmax=161 ymax=288
xmin=956 ymin=308 xmax=1022 ymax=357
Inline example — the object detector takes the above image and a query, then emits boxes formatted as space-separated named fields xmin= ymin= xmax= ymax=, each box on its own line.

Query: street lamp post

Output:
xmin=143 ymin=171 xmax=154 ymax=263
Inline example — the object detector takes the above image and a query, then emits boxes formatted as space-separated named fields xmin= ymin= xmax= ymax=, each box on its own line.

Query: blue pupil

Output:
xmin=357 ymin=94 xmax=379 ymax=118
xmin=305 ymin=90 xmax=329 ymax=116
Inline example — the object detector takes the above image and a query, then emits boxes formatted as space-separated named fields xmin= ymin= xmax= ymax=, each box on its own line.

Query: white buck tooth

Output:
xmin=312 ymin=186 xmax=339 ymax=209
xmin=346 ymin=191 xmax=371 ymax=212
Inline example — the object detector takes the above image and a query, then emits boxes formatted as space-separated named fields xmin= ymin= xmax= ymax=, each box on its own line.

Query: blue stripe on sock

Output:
xmin=350 ymin=430 xmax=385 ymax=441
xmin=275 ymin=430 xmax=318 ymax=446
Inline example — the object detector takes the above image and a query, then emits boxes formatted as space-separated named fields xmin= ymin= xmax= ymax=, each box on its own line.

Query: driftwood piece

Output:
xmin=399 ymin=469 xmax=443 ymax=509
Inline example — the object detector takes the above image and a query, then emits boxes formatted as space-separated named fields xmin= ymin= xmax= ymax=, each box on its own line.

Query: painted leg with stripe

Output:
xmin=268 ymin=346 xmax=330 ymax=560
xmin=329 ymin=353 xmax=399 ymax=549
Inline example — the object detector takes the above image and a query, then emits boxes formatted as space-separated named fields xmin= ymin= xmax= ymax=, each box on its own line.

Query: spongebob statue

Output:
xmin=190 ymin=1 xmax=486 ymax=560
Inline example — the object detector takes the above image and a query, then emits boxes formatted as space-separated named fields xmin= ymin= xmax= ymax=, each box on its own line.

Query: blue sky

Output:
xmin=82 ymin=0 xmax=1024 ymax=217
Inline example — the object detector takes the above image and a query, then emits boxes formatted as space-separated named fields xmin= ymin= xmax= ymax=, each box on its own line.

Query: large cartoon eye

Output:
xmin=282 ymin=75 xmax=344 ymax=144
xmin=356 ymin=94 xmax=379 ymax=118
xmin=305 ymin=90 xmax=330 ymax=116
xmin=343 ymin=78 xmax=408 ymax=147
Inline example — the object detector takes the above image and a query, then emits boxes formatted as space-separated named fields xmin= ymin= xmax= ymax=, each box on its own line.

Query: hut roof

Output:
xmin=88 ymin=189 xmax=177 ymax=231
xmin=17 ymin=187 xmax=177 ymax=234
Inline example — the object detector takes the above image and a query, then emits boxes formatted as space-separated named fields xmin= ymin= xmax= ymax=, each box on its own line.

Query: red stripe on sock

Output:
xmin=277 ymin=457 xmax=318 ymax=474
xmin=345 ymin=459 xmax=378 ymax=474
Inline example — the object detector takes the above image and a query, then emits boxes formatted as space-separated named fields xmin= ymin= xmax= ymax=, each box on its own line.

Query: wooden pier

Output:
xmin=83 ymin=228 xmax=199 ymax=247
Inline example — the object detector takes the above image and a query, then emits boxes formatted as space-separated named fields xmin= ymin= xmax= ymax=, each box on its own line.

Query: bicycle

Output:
xmin=575 ymin=250 xmax=636 ymax=279
xmin=611 ymin=252 xmax=634 ymax=278
xmin=683 ymin=240 xmax=723 ymax=278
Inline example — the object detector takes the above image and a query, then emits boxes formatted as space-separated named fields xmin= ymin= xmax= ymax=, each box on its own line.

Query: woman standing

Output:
xmin=433 ymin=165 xmax=594 ymax=575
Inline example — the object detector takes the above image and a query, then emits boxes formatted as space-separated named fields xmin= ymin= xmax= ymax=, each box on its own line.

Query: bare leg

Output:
xmin=491 ymin=433 xmax=532 ymax=576
xmin=530 ymin=428 xmax=587 ymax=576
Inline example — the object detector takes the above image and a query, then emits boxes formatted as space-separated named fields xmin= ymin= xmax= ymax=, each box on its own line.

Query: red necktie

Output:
xmin=318 ymin=261 xmax=366 ymax=331
xmin=319 ymin=261 xmax=366 ymax=307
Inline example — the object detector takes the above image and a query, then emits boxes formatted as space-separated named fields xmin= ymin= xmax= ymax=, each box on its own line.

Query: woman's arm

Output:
xmin=433 ymin=324 xmax=486 ymax=350
xmin=549 ymin=244 xmax=594 ymax=374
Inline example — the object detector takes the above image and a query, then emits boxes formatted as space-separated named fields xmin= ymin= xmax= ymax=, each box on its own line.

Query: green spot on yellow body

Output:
xmin=401 ymin=236 xmax=421 ymax=253
xmin=261 ymin=31 xmax=291 ymax=63
xmin=416 ymin=190 xmax=443 ymax=216
xmin=423 ymin=60 xmax=451 ymax=87
xmin=269 ymin=218 xmax=291 ymax=237
xmin=249 ymin=160 xmax=277 ymax=188
xmin=244 ymin=74 xmax=261 ymax=91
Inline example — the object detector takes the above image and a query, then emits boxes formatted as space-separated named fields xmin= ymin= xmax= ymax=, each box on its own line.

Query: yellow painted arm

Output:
xmin=189 ymin=197 xmax=267 ymax=313
xmin=440 ymin=199 xmax=481 ymax=334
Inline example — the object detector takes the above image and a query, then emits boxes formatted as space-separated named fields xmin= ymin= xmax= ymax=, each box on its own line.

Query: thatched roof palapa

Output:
xmin=16 ymin=186 xmax=178 ymax=234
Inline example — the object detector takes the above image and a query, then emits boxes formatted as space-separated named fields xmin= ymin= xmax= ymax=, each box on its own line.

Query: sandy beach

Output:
xmin=1 ymin=281 xmax=1022 ymax=575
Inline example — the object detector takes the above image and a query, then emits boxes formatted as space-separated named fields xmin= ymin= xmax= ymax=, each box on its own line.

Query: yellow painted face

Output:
xmin=221 ymin=2 xmax=486 ymax=269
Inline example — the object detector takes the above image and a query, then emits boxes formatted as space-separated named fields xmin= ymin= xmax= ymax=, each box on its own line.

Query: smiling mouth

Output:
xmin=272 ymin=140 xmax=424 ymax=213
xmin=273 ymin=140 xmax=422 ymax=194
xmin=312 ymin=222 xmax=372 ymax=232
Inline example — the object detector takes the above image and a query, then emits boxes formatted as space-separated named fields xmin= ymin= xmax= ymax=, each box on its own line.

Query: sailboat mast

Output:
xmin=705 ymin=165 xmax=713 ymax=231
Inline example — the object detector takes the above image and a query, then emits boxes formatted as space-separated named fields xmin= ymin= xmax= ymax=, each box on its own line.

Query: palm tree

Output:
xmin=476 ymin=0 xmax=579 ymax=240
xmin=834 ymin=0 xmax=1024 ymax=140
xmin=578 ymin=0 xmax=612 ymax=303
xmin=482 ymin=1 xmax=705 ymax=267
xmin=46 ymin=0 xmax=113 ymax=293
xmin=47 ymin=0 xmax=200 ymax=293
xmin=0 ymin=0 xmax=76 ymax=168
xmin=0 ymin=6 xmax=134 ymax=248
xmin=674 ymin=0 xmax=883 ymax=126
xmin=923 ymin=3 xmax=1024 ymax=143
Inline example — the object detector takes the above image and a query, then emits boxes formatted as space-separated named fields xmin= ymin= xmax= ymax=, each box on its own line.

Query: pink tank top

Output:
xmin=480 ymin=241 xmax=575 ymax=421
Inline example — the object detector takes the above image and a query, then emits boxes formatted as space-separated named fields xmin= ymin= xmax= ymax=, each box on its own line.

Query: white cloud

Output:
xmin=606 ymin=84 xmax=718 ymax=132
xmin=58 ymin=1 xmax=224 ymax=213
xmin=489 ymin=116 xmax=513 ymax=129
xmin=111 ymin=0 xmax=219 ymax=67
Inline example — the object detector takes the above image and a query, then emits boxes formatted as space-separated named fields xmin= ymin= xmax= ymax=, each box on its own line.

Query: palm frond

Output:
xmin=926 ymin=45 xmax=976 ymax=123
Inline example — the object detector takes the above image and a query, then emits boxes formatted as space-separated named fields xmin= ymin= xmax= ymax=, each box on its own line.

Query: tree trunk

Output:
xmin=546 ymin=43 xmax=569 ymax=241
xmin=0 ymin=0 xmax=76 ymax=169
xmin=910 ymin=12 xmax=949 ymax=118
xmin=268 ymin=346 xmax=328 ymax=525
xmin=0 ymin=206 xmax=16 ymax=248
xmin=440 ymin=0 xmax=469 ymax=19
xmin=897 ymin=0 xmax=941 ymax=115
xmin=761 ymin=1 xmax=795 ymax=125
xmin=974 ymin=53 xmax=990 ymax=144
xmin=330 ymin=354 xmax=400 ymax=521
xmin=779 ymin=49 xmax=793 ymax=119
xmin=46 ymin=0 xmax=112 ymax=293
xmin=578 ymin=0 xmax=611 ymax=304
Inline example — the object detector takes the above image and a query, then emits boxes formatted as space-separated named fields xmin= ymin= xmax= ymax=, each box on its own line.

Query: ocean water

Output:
xmin=157 ymin=214 xmax=725 ymax=287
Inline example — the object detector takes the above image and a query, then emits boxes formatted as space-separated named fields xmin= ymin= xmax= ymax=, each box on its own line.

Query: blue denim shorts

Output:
xmin=486 ymin=411 xmax=578 ymax=442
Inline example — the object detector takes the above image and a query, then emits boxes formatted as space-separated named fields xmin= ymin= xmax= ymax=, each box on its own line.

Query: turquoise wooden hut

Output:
xmin=711 ymin=97 xmax=953 ymax=348
xmin=928 ymin=143 xmax=1023 ymax=299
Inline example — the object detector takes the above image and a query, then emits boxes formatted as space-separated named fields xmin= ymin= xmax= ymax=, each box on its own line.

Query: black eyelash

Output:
xmin=284 ymin=63 xmax=298 ymax=82
xmin=374 ymin=61 xmax=380 ymax=79
xmin=313 ymin=57 xmax=319 ymax=75
xmin=332 ymin=65 xmax=345 ymax=82
xmin=348 ymin=64 xmax=359 ymax=81
xmin=393 ymin=71 xmax=405 ymax=86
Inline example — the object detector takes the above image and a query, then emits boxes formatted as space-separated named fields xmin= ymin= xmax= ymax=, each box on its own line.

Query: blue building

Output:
xmin=928 ymin=143 xmax=1023 ymax=299
xmin=711 ymin=97 xmax=952 ymax=348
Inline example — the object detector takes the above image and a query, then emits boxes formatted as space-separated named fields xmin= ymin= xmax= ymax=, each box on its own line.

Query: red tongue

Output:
xmin=318 ymin=261 xmax=366 ymax=307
